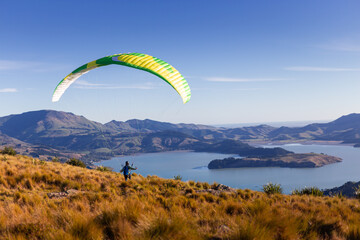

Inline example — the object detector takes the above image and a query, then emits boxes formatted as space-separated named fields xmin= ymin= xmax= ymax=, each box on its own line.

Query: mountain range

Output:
xmin=1 ymin=110 xmax=360 ymax=164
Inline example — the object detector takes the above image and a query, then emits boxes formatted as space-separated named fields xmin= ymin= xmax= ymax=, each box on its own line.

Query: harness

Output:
xmin=123 ymin=165 xmax=130 ymax=175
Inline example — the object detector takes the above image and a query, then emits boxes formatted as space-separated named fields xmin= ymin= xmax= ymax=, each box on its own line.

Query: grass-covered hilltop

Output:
xmin=1 ymin=153 xmax=360 ymax=239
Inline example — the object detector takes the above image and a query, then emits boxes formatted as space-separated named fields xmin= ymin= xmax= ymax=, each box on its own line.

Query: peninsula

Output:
xmin=208 ymin=153 xmax=342 ymax=169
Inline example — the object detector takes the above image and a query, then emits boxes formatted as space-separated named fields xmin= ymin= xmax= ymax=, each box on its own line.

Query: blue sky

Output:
xmin=1 ymin=0 xmax=360 ymax=125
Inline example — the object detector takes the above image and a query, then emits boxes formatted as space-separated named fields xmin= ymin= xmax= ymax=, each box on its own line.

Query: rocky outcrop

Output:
xmin=47 ymin=189 xmax=80 ymax=199
xmin=323 ymin=181 xmax=360 ymax=198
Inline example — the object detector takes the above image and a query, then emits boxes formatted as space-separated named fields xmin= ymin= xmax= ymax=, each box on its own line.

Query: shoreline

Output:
xmin=91 ymin=150 xmax=195 ymax=165
xmin=244 ymin=140 xmax=353 ymax=147
xmin=92 ymin=141 xmax=354 ymax=164
xmin=91 ymin=144 xmax=360 ymax=195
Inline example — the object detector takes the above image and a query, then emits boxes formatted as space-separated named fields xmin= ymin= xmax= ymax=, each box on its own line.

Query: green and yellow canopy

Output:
xmin=52 ymin=53 xmax=191 ymax=103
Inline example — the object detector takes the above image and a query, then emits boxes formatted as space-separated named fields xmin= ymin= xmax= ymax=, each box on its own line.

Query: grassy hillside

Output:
xmin=0 ymin=154 xmax=360 ymax=239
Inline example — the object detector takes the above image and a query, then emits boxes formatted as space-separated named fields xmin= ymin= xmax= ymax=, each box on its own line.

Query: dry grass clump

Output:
xmin=1 ymin=154 xmax=360 ymax=239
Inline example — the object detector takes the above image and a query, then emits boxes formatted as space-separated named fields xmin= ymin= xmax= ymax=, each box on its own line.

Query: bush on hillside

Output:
xmin=96 ymin=165 xmax=113 ymax=172
xmin=292 ymin=187 xmax=323 ymax=196
xmin=1 ymin=146 xmax=16 ymax=156
xmin=355 ymin=186 xmax=360 ymax=199
xmin=66 ymin=158 xmax=86 ymax=168
xmin=174 ymin=175 xmax=182 ymax=181
xmin=262 ymin=182 xmax=282 ymax=194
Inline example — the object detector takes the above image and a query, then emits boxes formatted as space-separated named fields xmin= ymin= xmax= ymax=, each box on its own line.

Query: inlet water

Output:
xmin=95 ymin=144 xmax=360 ymax=194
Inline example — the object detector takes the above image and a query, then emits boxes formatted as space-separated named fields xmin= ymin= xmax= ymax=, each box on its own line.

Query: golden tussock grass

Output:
xmin=0 ymin=154 xmax=360 ymax=239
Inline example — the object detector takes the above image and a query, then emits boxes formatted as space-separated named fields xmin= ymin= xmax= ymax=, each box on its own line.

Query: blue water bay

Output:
xmin=96 ymin=144 xmax=360 ymax=194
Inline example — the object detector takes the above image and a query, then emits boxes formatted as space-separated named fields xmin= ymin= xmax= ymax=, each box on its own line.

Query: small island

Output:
xmin=208 ymin=153 xmax=342 ymax=169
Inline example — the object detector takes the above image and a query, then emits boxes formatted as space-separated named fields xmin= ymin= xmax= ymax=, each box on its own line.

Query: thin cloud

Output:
xmin=74 ymin=80 xmax=156 ymax=90
xmin=328 ymin=44 xmax=360 ymax=52
xmin=0 ymin=60 xmax=36 ymax=70
xmin=203 ymin=77 xmax=288 ymax=82
xmin=319 ymin=39 xmax=360 ymax=52
xmin=75 ymin=85 xmax=154 ymax=90
xmin=285 ymin=66 xmax=360 ymax=72
xmin=0 ymin=88 xmax=17 ymax=93
xmin=191 ymin=87 xmax=263 ymax=91
xmin=75 ymin=80 xmax=106 ymax=87
xmin=0 ymin=60 xmax=68 ymax=72
xmin=231 ymin=88 xmax=264 ymax=91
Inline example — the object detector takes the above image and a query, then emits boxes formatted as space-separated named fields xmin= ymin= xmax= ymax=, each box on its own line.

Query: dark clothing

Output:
xmin=122 ymin=165 xmax=131 ymax=175
xmin=120 ymin=165 xmax=136 ymax=181
xmin=124 ymin=174 xmax=131 ymax=181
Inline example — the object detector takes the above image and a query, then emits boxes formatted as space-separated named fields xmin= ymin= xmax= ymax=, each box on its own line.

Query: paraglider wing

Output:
xmin=52 ymin=53 xmax=191 ymax=103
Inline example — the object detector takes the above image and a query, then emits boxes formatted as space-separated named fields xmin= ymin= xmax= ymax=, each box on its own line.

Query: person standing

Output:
xmin=120 ymin=161 xmax=137 ymax=181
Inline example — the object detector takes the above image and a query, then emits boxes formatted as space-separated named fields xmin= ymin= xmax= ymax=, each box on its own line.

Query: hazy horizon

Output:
xmin=213 ymin=119 xmax=331 ymax=128
xmin=0 ymin=108 xmax=338 ymax=128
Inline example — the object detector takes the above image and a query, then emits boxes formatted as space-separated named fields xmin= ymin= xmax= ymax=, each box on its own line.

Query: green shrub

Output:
xmin=335 ymin=192 xmax=343 ymax=199
xmin=66 ymin=158 xmax=86 ymax=168
xmin=51 ymin=157 xmax=60 ymax=162
xmin=292 ymin=187 xmax=323 ymax=196
xmin=1 ymin=146 xmax=16 ymax=156
xmin=96 ymin=165 xmax=113 ymax=172
xmin=174 ymin=175 xmax=182 ymax=181
xmin=354 ymin=185 xmax=360 ymax=199
xmin=262 ymin=182 xmax=282 ymax=194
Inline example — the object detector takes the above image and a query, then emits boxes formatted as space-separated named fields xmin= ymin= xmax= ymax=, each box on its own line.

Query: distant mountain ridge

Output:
xmin=1 ymin=110 xmax=360 ymax=163
xmin=105 ymin=118 xmax=218 ymax=133
xmin=0 ymin=110 xmax=215 ymax=162
xmin=266 ymin=113 xmax=360 ymax=143
xmin=105 ymin=112 xmax=360 ymax=144
xmin=0 ymin=110 xmax=109 ymax=138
